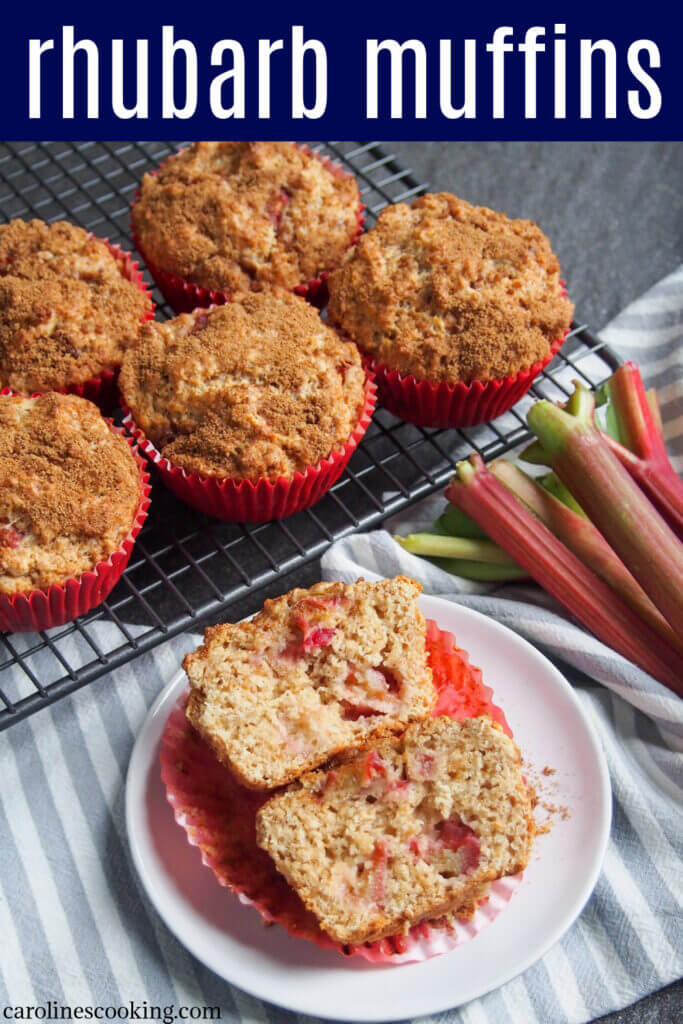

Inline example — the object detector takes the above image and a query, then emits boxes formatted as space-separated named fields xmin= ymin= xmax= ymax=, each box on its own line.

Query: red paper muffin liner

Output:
xmin=130 ymin=145 xmax=365 ymax=313
xmin=160 ymin=620 xmax=524 ymax=964
xmin=366 ymin=329 xmax=569 ymax=429
xmin=0 ymin=398 xmax=152 ymax=633
xmin=121 ymin=373 xmax=376 ymax=523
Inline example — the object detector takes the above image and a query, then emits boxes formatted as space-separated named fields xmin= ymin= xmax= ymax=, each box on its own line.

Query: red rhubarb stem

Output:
xmin=489 ymin=460 xmax=683 ymax=655
xmin=527 ymin=387 xmax=683 ymax=637
xmin=446 ymin=456 xmax=683 ymax=695
xmin=608 ymin=362 xmax=668 ymax=461
xmin=602 ymin=432 xmax=683 ymax=539
xmin=603 ymin=362 xmax=683 ymax=537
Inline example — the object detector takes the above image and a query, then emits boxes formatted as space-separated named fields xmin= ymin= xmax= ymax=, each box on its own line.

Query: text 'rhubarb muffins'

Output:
xmin=327 ymin=192 xmax=574 ymax=427
xmin=0 ymin=219 xmax=153 ymax=406
xmin=119 ymin=289 xmax=375 ymax=521
xmin=0 ymin=392 xmax=150 ymax=631
xmin=131 ymin=141 xmax=364 ymax=311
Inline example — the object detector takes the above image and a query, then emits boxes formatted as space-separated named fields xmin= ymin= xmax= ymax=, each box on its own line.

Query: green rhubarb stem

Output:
xmin=520 ymin=440 xmax=550 ymax=466
xmin=490 ymin=460 xmax=682 ymax=653
xmin=527 ymin=385 xmax=683 ymax=636
xmin=566 ymin=381 xmax=595 ymax=422
xmin=436 ymin=504 xmax=489 ymax=540
xmin=437 ymin=558 xmax=529 ymax=582
xmin=394 ymin=533 xmax=518 ymax=565
xmin=538 ymin=471 xmax=586 ymax=516
xmin=446 ymin=455 xmax=683 ymax=695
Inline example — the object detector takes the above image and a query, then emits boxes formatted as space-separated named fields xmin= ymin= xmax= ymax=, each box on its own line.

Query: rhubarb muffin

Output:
xmin=131 ymin=142 xmax=362 ymax=296
xmin=327 ymin=192 xmax=573 ymax=385
xmin=183 ymin=576 xmax=436 ymax=789
xmin=119 ymin=289 xmax=367 ymax=482
xmin=257 ymin=715 xmax=534 ymax=944
xmin=0 ymin=219 xmax=153 ymax=395
xmin=0 ymin=392 xmax=142 ymax=595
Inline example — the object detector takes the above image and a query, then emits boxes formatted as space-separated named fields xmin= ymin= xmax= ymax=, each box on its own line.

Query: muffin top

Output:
xmin=0 ymin=392 xmax=141 ymax=595
xmin=131 ymin=142 xmax=361 ymax=293
xmin=327 ymin=192 xmax=574 ymax=384
xmin=119 ymin=290 xmax=366 ymax=482
xmin=0 ymin=218 xmax=152 ymax=393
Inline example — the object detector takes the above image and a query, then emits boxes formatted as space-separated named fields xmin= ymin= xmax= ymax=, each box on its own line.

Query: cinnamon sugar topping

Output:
xmin=0 ymin=219 xmax=152 ymax=393
xmin=131 ymin=142 xmax=361 ymax=292
xmin=327 ymin=192 xmax=574 ymax=384
xmin=119 ymin=290 xmax=366 ymax=481
xmin=0 ymin=392 xmax=141 ymax=594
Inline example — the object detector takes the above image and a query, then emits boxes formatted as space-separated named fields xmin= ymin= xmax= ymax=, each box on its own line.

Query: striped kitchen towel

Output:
xmin=1 ymin=268 xmax=682 ymax=1024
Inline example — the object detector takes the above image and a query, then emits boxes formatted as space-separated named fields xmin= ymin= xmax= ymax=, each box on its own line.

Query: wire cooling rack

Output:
xmin=0 ymin=141 xmax=621 ymax=729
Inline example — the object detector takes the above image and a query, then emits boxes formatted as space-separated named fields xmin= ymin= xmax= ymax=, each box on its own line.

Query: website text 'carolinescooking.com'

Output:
xmin=2 ymin=1005 xmax=221 ymax=1024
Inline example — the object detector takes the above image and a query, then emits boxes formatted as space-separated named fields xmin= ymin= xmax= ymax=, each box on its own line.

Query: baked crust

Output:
xmin=256 ymin=716 xmax=535 ymax=945
xmin=183 ymin=577 xmax=436 ymax=790
xmin=119 ymin=290 xmax=366 ymax=481
xmin=0 ymin=219 xmax=152 ymax=392
xmin=0 ymin=392 xmax=140 ymax=594
xmin=131 ymin=142 xmax=361 ymax=292
xmin=327 ymin=192 xmax=574 ymax=384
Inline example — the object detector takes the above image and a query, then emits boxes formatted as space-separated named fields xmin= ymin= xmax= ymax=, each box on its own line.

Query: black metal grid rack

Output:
xmin=0 ymin=141 xmax=621 ymax=730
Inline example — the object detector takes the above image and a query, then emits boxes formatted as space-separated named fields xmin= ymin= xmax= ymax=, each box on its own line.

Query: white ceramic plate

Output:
xmin=126 ymin=594 xmax=611 ymax=1022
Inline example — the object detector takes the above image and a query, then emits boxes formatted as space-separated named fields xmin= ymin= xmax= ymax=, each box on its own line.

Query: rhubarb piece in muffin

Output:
xmin=328 ymin=192 xmax=573 ymax=384
xmin=119 ymin=290 xmax=366 ymax=481
xmin=256 ymin=715 xmax=534 ymax=944
xmin=0 ymin=219 xmax=152 ymax=394
xmin=0 ymin=392 xmax=141 ymax=595
xmin=183 ymin=577 xmax=436 ymax=789
xmin=131 ymin=142 xmax=361 ymax=293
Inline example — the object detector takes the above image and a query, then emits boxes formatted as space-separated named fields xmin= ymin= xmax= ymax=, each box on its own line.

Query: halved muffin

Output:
xmin=183 ymin=577 xmax=436 ymax=789
xmin=256 ymin=715 xmax=534 ymax=944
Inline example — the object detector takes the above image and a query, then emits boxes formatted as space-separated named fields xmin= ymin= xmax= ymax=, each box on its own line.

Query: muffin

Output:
xmin=131 ymin=142 xmax=364 ymax=311
xmin=162 ymin=613 xmax=523 ymax=961
xmin=183 ymin=576 xmax=435 ymax=789
xmin=256 ymin=715 xmax=534 ymax=945
xmin=0 ymin=392 xmax=149 ymax=630
xmin=0 ymin=219 xmax=153 ymax=401
xmin=119 ymin=289 xmax=374 ymax=520
xmin=327 ymin=192 xmax=573 ymax=427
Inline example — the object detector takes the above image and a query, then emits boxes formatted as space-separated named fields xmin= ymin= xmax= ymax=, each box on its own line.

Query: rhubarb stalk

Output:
xmin=445 ymin=455 xmax=683 ymax=695
xmin=394 ymin=533 xmax=518 ymax=565
xmin=436 ymin=559 xmax=529 ymax=582
xmin=601 ymin=362 xmax=683 ymax=537
xmin=490 ymin=460 xmax=682 ymax=653
xmin=527 ymin=383 xmax=683 ymax=637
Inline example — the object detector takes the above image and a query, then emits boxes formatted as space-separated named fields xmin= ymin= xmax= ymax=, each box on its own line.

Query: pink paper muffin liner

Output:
xmin=160 ymin=620 xmax=524 ymax=964
xmin=121 ymin=373 xmax=376 ymax=523
xmin=131 ymin=145 xmax=365 ymax=314
xmin=0 ymin=394 xmax=152 ymax=633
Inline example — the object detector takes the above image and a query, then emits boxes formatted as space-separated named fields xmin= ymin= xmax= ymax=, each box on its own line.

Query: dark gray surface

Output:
xmin=233 ymin=141 xmax=682 ymax=1024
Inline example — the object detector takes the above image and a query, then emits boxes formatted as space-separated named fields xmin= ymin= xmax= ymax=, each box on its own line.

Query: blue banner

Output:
xmin=1 ymin=3 xmax=679 ymax=140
